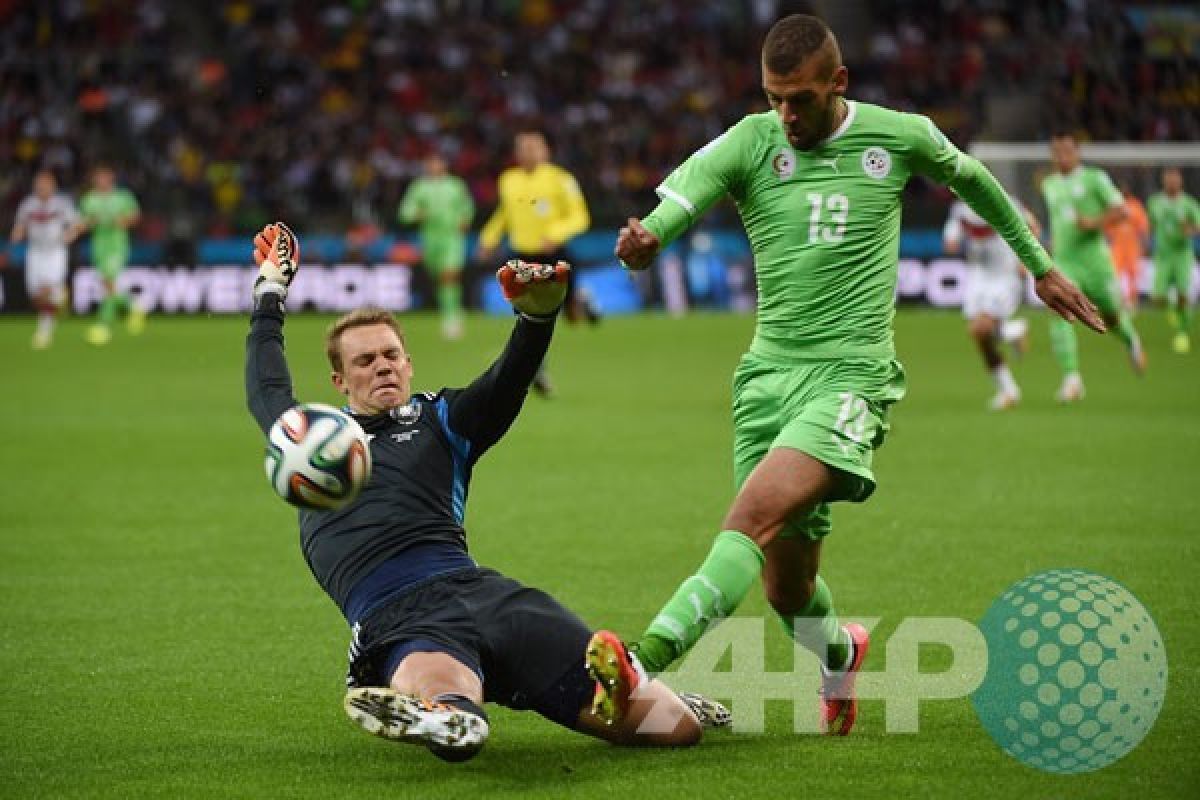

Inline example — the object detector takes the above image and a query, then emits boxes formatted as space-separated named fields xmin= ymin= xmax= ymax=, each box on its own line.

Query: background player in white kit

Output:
xmin=9 ymin=170 xmax=82 ymax=349
xmin=943 ymin=198 xmax=1041 ymax=410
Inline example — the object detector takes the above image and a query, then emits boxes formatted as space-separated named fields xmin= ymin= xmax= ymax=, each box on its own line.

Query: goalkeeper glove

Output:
xmin=496 ymin=259 xmax=570 ymax=319
xmin=252 ymin=221 xmax=300 ymax=300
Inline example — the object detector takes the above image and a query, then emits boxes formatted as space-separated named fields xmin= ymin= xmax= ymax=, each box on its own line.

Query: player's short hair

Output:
xmin=762 ymin=14 xmax=840 ymax=77
xmin=325 ymin=307 xmax=407 ymax=372
xmin=1049 ymin=128 xmax=1079 ymax=143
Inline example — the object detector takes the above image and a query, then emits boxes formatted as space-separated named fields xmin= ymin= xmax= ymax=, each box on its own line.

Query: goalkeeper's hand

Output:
xmin=252 ymin=221 xmax=300 ymax=299
xmin=496 ymin=259 xmax=570 ymax=318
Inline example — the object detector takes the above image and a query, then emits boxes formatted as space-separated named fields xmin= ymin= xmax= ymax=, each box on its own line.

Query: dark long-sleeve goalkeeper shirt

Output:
xmin=245 ymin=293 xmax=555 ymax=622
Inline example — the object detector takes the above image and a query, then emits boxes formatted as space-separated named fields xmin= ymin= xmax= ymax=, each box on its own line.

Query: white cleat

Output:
xmin=988 ymin=390 xmax=1020 ymax=411
xmin=31 ymin=330 xmax=52 ymax=350
xmin=1056 ymin=374 xmax=1086 ymax=404
xmin=441 ymin=317 xmax=464 ymax=341
xmin=1130 ymin=339 xmax=1147 ymax=375
xmin=344 ymin=688 xmax=488 ymax=758
xmin=677 ymin=692 xmax=732 ymax=728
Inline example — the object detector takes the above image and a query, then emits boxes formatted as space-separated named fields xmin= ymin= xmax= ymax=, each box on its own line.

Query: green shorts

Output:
xmin=421 ymin=234 xmax=466 ymax=275
xmin=731 ymin=353 xmax=907 ymax=540
xmin=94 ymin=249 xmax=129 ymax=281
xmin=1152 ymin=252 xmax=1194 ymax=299
xmin=1061 ymin=261 xmax=1122 ymax=318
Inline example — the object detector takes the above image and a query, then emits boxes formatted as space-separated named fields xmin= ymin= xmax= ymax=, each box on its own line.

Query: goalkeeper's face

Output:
xmin=762 ymin=57 xmax=848 ymax=151
xmin=331 ymin=324 xmax=414 ymax=415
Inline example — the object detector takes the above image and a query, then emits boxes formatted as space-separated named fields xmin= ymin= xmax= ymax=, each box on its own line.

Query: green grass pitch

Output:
xmin=2 ymin=309 xmax=1196 ymax=798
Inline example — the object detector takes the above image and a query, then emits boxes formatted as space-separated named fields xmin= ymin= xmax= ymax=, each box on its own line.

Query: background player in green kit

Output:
xmin=398 ymin=152 xmax=475 ymax=340
xmin=1146 ymin=167 xmax=1200 ymax=355
xmin=588 ymin=15 xmax=1104 ymax=736
xmin=1042 ymin=132 xmax=1147 ymax=402
xmin=79 ymin=164 xmax=142 ymax=346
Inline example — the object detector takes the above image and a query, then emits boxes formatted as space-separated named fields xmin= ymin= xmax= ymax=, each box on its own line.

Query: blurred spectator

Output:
xmin=1 ymin=0 xmax=1195 ymax=239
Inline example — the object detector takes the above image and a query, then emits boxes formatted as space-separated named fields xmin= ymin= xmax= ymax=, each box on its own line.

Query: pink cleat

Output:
xmin=820 ymin=622 xmax=870 ymax=735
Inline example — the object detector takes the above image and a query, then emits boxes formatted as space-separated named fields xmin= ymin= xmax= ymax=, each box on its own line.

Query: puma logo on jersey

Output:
xmin=818 ymin=156 xmax=840 ymax=173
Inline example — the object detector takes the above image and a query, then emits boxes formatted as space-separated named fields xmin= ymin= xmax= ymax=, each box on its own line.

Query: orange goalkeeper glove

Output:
xmin=252 ymin=221 xmax=300 ymax=299
xmin=496 ymin=259 xmax=570 ymax=319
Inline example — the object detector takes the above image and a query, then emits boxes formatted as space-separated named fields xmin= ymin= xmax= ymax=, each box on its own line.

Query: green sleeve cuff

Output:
xmin=949 ymin=156 xmax=1054 ymax=279
xmin=642 ymin=195 xmax=694 ymax=251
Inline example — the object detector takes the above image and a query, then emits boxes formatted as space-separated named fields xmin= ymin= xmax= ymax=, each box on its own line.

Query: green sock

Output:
xmin=1048 ymin=317 xmax=1079 ymax=374
xmin=98 ymin=295 xmax=119 ymax=326
xmin=635 ymin=530 xmax=765 ymax=673
xmin=1113 ymin=310 xmax=1138 ymax=350
xmin=438 ymin=283 xmax=462 ymax=321
xmin=99 ymin=292 xmax=133 ymax=326
xmin=1177 ymin=304 xmax=1191 ymax=333
xmin=778 ymin=576 xmax=850 ymax=670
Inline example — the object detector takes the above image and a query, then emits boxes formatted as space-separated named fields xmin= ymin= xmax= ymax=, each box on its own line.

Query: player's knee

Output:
xmin=969 ymin=316 xmax=995 ymax=340
xmin=722 ymin=502 xmax=789 ymax=548
xmin=764 ymin=576 xmax=816 ymax=617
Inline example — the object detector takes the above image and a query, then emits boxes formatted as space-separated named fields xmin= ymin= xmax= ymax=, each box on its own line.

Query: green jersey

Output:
xmin=644 ymin=101 xmax=1050 ymax=362
xmin=80 ymin=187 xmax=139 ymax=258
xmin=1040 ymin=166 xmax=1122 ymax=275
xmin=1146 ymin=191 xmax=1200 ymax=256
xmin=398 ymin=175 xmax=474 ymax=239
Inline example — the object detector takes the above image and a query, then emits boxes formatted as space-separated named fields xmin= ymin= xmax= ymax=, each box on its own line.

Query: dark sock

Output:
xmin=431 ymin=692 xmax=488 ymax=723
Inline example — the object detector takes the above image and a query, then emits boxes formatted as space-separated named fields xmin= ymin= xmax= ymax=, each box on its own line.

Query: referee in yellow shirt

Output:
xmin=478 ymin=129 xmax=596 ymax=315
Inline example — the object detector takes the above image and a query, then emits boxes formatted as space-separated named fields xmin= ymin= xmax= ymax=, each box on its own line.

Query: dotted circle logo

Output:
xmin=972 ymin=569 xmax=1167 ymax=774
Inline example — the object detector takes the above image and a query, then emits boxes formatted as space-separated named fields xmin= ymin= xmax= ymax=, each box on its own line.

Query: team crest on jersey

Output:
xmin=862 ymin=147 xmax=891 ymax=179
xmin=771 ymin=149 xmax=796 ymax=179
xmin=391 ymin=401 xmax=420 ymax=425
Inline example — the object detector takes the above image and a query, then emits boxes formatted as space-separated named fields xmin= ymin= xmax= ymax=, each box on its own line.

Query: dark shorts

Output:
xmin=345 ymin=568 xmax=594 ymax=729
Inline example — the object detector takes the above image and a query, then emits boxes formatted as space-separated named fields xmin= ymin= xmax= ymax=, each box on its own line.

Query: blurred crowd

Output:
xmin=2 ymin=0 xmax=1196 ymax=245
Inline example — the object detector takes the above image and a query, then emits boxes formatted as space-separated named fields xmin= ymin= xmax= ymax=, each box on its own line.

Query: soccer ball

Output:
xmin=265 ymin=403 xmax=371 ymax=510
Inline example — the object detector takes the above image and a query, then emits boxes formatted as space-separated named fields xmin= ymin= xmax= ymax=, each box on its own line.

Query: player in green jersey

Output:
xmin=1042 ymin=133 xmax=1147 ymax=401
xmin=587 ymin=14 xmax=1103 ymax=736
xmin=78 ymin=164 xmax=142 ymax=346
xmin=1146 ymin=167 xmax=1200 ymax=354
xmin=399 ymin=153 xmax=475 ymax=340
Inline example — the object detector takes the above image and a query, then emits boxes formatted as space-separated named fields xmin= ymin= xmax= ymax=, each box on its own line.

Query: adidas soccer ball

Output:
xmin=265 ymin=403 xmax=372 ymax=510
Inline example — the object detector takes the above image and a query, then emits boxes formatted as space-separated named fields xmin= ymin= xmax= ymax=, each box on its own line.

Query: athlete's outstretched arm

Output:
xmin=948 ymin=156 xmax=1105 ymax=333
xmin=245 ymin=292 xmax=298 ymax=434
xmin=245 ymin=223 xmax=302 ymax=433
xmin=448 ymin=315 xmax=555 ymax=457
xmin=617 ymin=118 xmax=752 ymax=270
xmin=447 ymin=261 xmax=565 ymax=457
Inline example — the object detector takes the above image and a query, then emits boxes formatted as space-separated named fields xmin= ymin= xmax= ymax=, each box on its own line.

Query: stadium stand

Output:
xmin=1 ymin=0 xmax=1196 ymax=241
